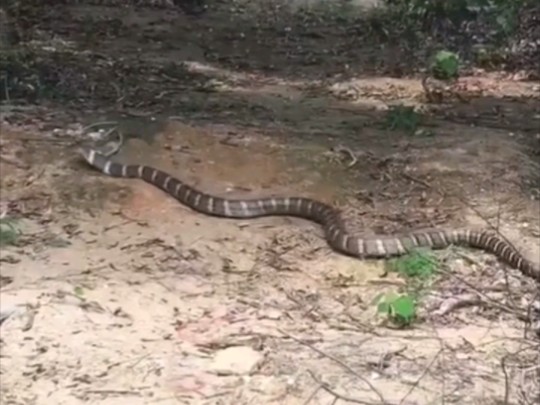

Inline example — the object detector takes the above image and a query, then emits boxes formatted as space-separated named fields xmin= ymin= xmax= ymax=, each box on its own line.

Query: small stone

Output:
xmin=209 ymin=346 xmax=264 ymax=376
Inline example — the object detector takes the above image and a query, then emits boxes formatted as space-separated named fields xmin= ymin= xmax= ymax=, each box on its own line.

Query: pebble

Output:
xmin=209 ymin=346 xmax=264 ymax=376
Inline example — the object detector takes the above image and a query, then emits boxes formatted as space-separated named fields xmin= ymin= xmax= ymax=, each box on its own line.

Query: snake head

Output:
xmin=78 ymin=146 xmax=93 ymax=163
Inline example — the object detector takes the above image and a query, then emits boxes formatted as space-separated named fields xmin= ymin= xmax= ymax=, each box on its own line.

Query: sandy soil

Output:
xmin=1 ymin=2 xmax=539 ymax=405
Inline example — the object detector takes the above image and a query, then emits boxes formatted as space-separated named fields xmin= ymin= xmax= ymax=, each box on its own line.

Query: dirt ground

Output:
xmin=1 ymin=2 xmax=540 ymax=405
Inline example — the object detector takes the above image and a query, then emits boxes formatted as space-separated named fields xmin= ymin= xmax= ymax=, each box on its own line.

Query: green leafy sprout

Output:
xmin=384 ymin=104 xmax=421 ymax=134
xmin=0 ymin=216 xmax=21 ymax=246
xmin=373 ymin=291 xmax=417 ymax=327
xmin=431 ymin=50 xmax=460 ymax=80
xmin=373 ymin=249 xmax=439 ymax=327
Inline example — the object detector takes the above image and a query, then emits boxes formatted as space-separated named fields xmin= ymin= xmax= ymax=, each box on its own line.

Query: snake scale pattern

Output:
xmin=79 ymin=147 xmax=540 ymax=281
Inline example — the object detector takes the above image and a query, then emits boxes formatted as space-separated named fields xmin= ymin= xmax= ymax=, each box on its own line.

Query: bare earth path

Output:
xmin=1 ymin=2 xmax=539 ymax=404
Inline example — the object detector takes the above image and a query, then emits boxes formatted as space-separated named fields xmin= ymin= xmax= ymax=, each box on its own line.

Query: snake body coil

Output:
xmin=80 ymin=147 xmax=540 ymax=281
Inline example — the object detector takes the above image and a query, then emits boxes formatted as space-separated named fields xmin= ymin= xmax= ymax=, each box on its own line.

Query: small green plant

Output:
xmin=373 ymin=249 xmax=439 ymax=327
xmin=74 ymin=286 xmax=85 ymax=299
xmin=0 ymin=217 xmax=20 ymax=246
xmin=373 ymin=291 xmax=417 ymax=327
xmin=384 ymin=104 xmax=421 ymax=133
xmin=431 ymin=50 xmax=460 ymax=80
xmin=389 ymin=248 xmax=439 ymax=280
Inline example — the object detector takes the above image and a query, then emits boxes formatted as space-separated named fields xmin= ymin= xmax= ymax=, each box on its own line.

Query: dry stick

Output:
xmin=332 ymin=145 xmax=359 ymax=168
xmin=426 ymin=249 xmax=539 ymax=397
xmin=501 ymin=352 xmax=512 ymax=405
xmin=307 ymin=370 xmax=385 ymax=405
xmin=2 ymin=74 xmax=9 ymax=102
xmin=398 ymin=348 xmax=443 ymax=405
xmin=524 ymin=292 xmax=540 ymax=339
xmin=302 ymin=385 xmax=323 ymax=405
xmin=400 ymin=172 xmax=531 ymax=263
xmin=433 ymin=293 xmax=483 ymax=316
xmin=278 ymin=329 xmax=389 ymax=404
xmin=431 ymin=325 xmax=450 ymax=405
xmin=520 ymin=363 xmax=540 ymax=405
xmin=438 ymin=248 xmax=538 ymax=337
xmin=433 ymin=257 xmax=528 ymax=321
xmin=501 ymin=343 xmax=540 ymax=405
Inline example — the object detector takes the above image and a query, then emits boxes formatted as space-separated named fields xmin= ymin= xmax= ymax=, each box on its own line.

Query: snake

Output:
xmin=79 ymin=146 xmax=540 ymax=282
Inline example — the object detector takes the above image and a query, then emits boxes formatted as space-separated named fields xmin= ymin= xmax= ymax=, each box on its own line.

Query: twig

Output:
xmin=401 ymin=172 xmax=431 ymax=190
xmin=278 ymin=329 xmax=388 ymax=404
xmin=2 ymin=73 xmax=9 ymax=102
xmin=302 ymin=384 xmax=323 ymax=405
xmin=332 ymin=145 xmax=359 ymax=168
xmin=520 ymin=363 xmax=540 ymax=405
xmin=399 ymin=348 xmax=442 ymax=405
xmin=400 ymin=171 xmax=529 ymax=265
xmin=433 ymin=293 xmax=483 ymax=316
xmin=501 ymin=344 xmax=540 ymax=405
xmin=501 ymin=352 xmax=511 ymax=405
xmin=85 ymin=389 xmax=142 ymax=396
xmin=434 ymin=261 xmax=528 ymax=321
xmin=307 ymin=370 xmax=387 ymax=405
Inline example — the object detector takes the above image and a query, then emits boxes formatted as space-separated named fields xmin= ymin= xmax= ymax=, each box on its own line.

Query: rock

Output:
xmin=209 ymin=346 xmax=264 ymax=376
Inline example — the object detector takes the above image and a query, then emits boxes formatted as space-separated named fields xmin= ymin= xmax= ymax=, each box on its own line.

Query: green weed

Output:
xmin=373 ymin=249 xmax=439 ymax=327
xmin=372 ymin=291 xmax=417 ymax=327
xmin=389 ymin=248 xmax=439 ymax=280
xmin=384 ymin=104 xmax=421 ymax=134
xmin=73 ymin=286 xmax=85 ymax=299
xmin=431 ymin=50 xmax=460 ymax=80
xmin=0 ymin=217 xmax=21 ymax=246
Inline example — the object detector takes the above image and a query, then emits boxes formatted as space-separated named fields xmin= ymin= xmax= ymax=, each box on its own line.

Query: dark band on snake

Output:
xmin=79 ymin=146 xmax=540 ymax=282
